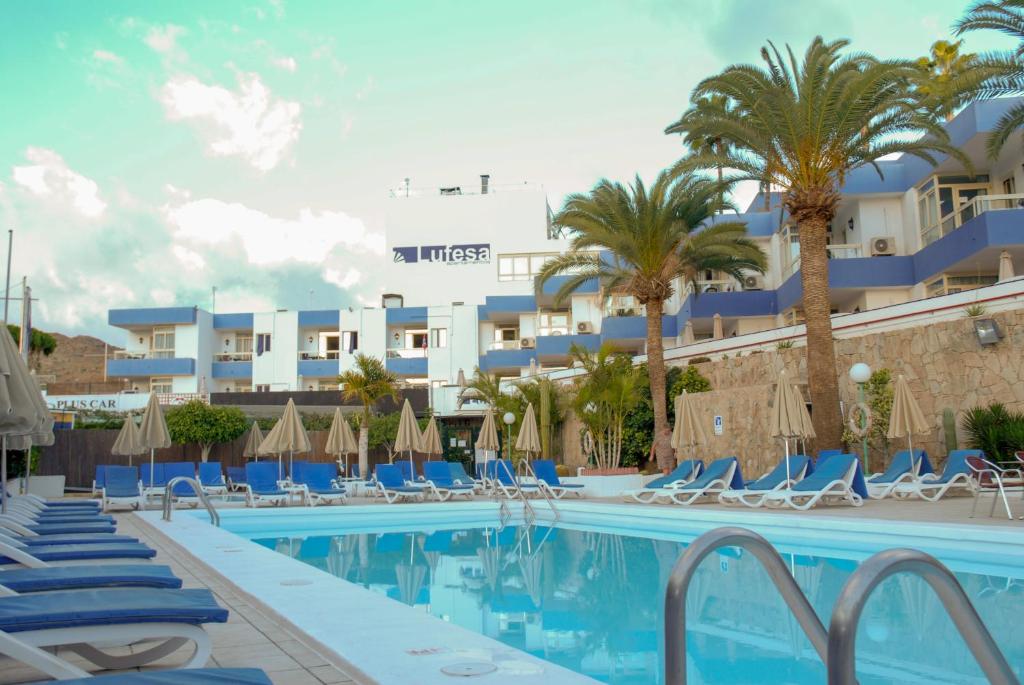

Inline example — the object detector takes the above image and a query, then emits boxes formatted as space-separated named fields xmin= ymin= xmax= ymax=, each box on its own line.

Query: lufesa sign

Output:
xmin=392 ymin=243 xmax=490 ymax=265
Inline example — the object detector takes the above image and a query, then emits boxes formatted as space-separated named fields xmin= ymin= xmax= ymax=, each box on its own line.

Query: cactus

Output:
xmin=942 ymin=408 xmax=958 ymax=452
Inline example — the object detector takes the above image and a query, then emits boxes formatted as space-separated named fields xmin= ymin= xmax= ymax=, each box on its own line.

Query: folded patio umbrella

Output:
xmin=712 ymin=313 xmax=723 ymax=340
xmin=475 ymin=409 xmax=499 ymax=484
xmin=770 ymin=370 xmax=815 ymax=483
xmin=111 ymin=414 xmax=144 ymax=466
xmin=138 ymin=392 xmax=171 ymax=490
xmin=515 ymin=403 xmax=541 ymax=457
xmin=325 ymin=407 xmax=358 ymax=475
xmin=242 ymin=421 xmax=263 ymax=461
xmin=681 ymin=320 xmax=695 ymax=345
xmin=998 ymin=250 xmax=1016 ymax=282
xmin=419 ymin=416 xmax=442 ymax=461
xmin=258 ymin=399 xmax=310 ymax=479
xmin=887 ymin=374 xmax=929 ymax=460
xmin=394 ymin=398 xmax=422 ymax=463
xmin=672 ymin=390 xmax=709 ymax=462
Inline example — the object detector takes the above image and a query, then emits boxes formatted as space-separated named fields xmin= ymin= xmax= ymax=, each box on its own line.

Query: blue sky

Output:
xmin=0 ymin=0 xmax=1003 ymax=342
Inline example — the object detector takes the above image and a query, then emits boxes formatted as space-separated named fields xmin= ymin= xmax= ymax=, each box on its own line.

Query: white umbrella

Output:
xmin=887 ymin=374 xmax=929 ymax=461
xmin=770 ymin=370 xmax=816 ymax=484
xmin=998 ymin=250 xmax=1016 ymax=282
xmin=394 ymin=399 xmax=422 ymax=463
xmin=420 ymin=416 xmax=443 ymax=461
xmin=258 ymin=399 xmax=310 ymax=480
xmin=138 ymin=392 xmax=171 ymax=490
xmin=326 ymin=407 xmax=358 ymax=475
xmin=0 ymin=327 xmax=52 ymax=511
xmin=242 ymin=421 xmax=264 ymax=461
xmin=712 ymin=313 xmax=723 ymax=340
xmin=111 ymin=413 xmax=144 ymax=465
xmin=682 ymin=320 xmax=695 ymax=345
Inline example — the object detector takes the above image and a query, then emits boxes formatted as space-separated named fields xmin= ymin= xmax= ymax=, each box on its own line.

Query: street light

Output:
xmin=502 ymin=411 xmax=516 ymax=460
xmin=849 ymin=362 xmax=872 ymax=471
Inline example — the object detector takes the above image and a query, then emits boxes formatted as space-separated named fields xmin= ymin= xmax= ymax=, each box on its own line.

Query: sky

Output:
xmin=0 ymin=0 xmax=1006 ymax=343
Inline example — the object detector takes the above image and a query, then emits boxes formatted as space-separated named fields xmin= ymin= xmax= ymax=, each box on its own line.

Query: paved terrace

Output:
xmin=1 ymin=490 xmax=1020 ymax=685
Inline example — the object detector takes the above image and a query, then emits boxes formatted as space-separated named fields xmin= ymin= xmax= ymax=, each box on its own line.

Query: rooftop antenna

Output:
xmin=211 ymin=286 xmax=217 ymax=314
xmin=3 ymin=230 xmax=12 ymax=323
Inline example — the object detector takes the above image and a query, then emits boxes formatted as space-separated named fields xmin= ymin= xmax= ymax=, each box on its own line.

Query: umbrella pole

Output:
xmin=907 ymin=433 xmax=915 ymax=472
xmin=1 ymin=436 xmax=6 ymax=514
xmin=149 ymin=448 xmax=155 ymax=490
xmin=784 ymin=438 xmax=791 ymax=485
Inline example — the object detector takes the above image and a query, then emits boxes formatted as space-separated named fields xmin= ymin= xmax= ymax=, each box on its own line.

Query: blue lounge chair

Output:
xmin=395 ymin=459 xmax=418 ymax=484
xmin=226 ymin=466 xmax=247 ymax=491
xmin=91 ymin=465 xmax=111 ymax=496
xmin=448 ymin=462 xmax=483 ymax=490
xmin=102 ymin=466 xmax=143 ymax=512
xmin=719 ymin=455 xmax=811 ymax=507
xmin=664 ymin=457 xmax=743 ymax=505
xmin=244 ymin=463 xmax=288 ymax=507
xmin=0 ymin=587 xmax=228 ymax=678
xmin=11 ymin=493 xmax=100 ymax=511
xmin=762 ymin=453 xmax=866 ymax=509
xmin=816 ymin=449 xmax=844 ymax=465
xmin=866 ymin=449 xmax=930 ymax=499
xmin=0 ymin=538 xmax=156 ymax=568
xmin=624 ymin=460 xmax=704 ymax=503
xmin=423 ymin=462 xmax=475 ymax=501
xmin=55 ymin=668 xmax=272 ymax=684
xmin=198 ymin=462 xmax=228 ymax=495
xmin=140 ymin=463 xmax=168 ymax=497
xmin=374 ymin=465 xmax=425 ymax=504
xmin=893 ymin=449 xmax=980 ymax=501
xmin=2 ymin=517 xmax=117 ymax=536
xmin=532 ymin=460 xmax=585 ymax=499
xmin=290 ymin=461 xmax=311 ymax=484
xmin=295 ymin=463 xmax=347 ymax=506
xmin=6 ymin=502 xmax=113 ymax=524
xmin=493 ymin=460 xmax=540 ymax=499
xmin=164 ymin=462 xmax=198 ymax=498
xmin=0 ymin=564 xmax=182 ymax=593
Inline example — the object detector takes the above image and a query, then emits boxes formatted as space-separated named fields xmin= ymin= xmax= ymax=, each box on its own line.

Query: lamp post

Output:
xmin=502 ymin=411 xmax=516 ymax=461
xmin=849 ymin=362 xmax=872 ymax=472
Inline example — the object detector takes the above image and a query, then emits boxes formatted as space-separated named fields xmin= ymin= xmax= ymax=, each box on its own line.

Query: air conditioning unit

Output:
xmin=576 ymin=321 xmax=594 ymax=334
xmin=871 ymin=237 xmax=896 ymax=256
xmin=520 ymin=337 xmax=536 ymax=349
xmin=742 ymin=275 xmax=764 ymax=291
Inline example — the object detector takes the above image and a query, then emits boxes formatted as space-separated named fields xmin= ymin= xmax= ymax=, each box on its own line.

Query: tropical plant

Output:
xmin=165 ymin=400 xmax=248 ymax=462
xmin=840 ymin=368 xmax=894 ymax=461
xmin=514 ymin=375 xmax=565 ymax=457
xmin=956 ymin=0 xmax=1024 ymax=157
xmin=339 ymin=353 xmax=399 ymax=476
xmin=620 ymin=364 xmax=712 ymax=468
xmin=668 ymin=37 xmax=968 ymax=449
xmin=964 ymin=303 xmax=988 ymax=317
xmin=913 ymin=39 xmax=978 ymax=121
xmin=7 ymin=324 xmax=57 ymax=371
xmin=569 ymin=343 xmax=645 ymax=470
xmin=962 ymin=402 xmax=1024 ymax=463
xmin=536 ymin=171 xmax=765 ymax=446
xmin=364 ymin=411 xmax=430 ymax=461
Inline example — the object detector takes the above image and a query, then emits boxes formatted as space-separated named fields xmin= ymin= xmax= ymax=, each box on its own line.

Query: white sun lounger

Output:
xmin=761 ymin=454 xmax=864 ymax=510
xmin=662 ymin=457 xmax=740 ymax=505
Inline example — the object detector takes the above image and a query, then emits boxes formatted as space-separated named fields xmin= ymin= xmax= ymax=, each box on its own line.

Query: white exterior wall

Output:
xmin=253 ymin=311 xmax=299 ymax=390
xmin=359 ymin=309 xmax=387 ymax=362
xmin=426 ymin=306 xmax=453 ymax=384
xmin=478 ymin=321 xmax=495 ymax=355
xmin=570 ymin=294 xmax=601 ymax=334
xmin=518 ymin=313 xmax=536 ymax=338
xmin=451 ymin=305 xmax=478 ymax=380
xmin=194 ymin=310 xmax=213 ymax=392
xmin=338 ymin=309 xmax=362 ymax=374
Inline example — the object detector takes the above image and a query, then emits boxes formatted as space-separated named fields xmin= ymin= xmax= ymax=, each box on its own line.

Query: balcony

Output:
xmin=386 ymin=356 xmax=428 ymax=376
xmin=479 ymin=348 xmax=536 ymax=373
xmin=488 ymin=340 xmax=521 ymax=351
xmin=211 ymin=360 xmax=252 ymax=379
xmin=923 ymin=193 xmax=1024 ymax=246
xmin=599 ymin=315 xmax=675 ymax=342
xmin=783 ymin=243 xmax=864 ymax=278
xmin=107 ymin=355 xmax=195 ymax=377
xmin=536 ymin=333 xmax=600 ymax=360
xmin=298 ymin=357 xmax=340 ymax=377
xmin=108 ymin=307 xmax=197 ymax=328
xmin=214 ymin=352 xmax=253 ymax=362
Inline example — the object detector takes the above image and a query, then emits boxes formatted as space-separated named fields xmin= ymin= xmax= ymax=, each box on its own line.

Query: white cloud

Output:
xmin=92 ymin=49 xmax=124 ymax=66
xmin=165 ymin=197 xmax=384 ymax=265
xmin=145 ymin=24 xmax=186 ymax=56
xmin=323 ymin=267 xmax=361 ymax=289
xmin=271 ymin=56 xmax=297 ymax=72
xmin=172 ymin=245 xmax=206 ymax=270
xmin=11 ymin=148 xmax=106 ymax=218
xmin=159 ymin=72 xmax=302 ymax=172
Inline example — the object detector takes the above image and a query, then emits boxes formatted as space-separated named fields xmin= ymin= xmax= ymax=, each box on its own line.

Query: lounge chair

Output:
xmin=102 ymin=466 xmax=144 ymax=513
xmin=6 ymin=501 xmax=114 ymax=524
xmin=422 ymin=462 xmax=475 ymax=502
xmin=243 ymin=463 xmax=288 ymax=508
xmin=2 ymin=515 xmax=117 ymax=536
xmin=374 ymin=465 xmax=426 ymax=503
xmin=295 ymin=463 xmax=347 ymax=506
xmin=0 ymin=515 xmax=135 ymax=546
xmin=198 ymin=462 xmax=228 ymax=496
xmin=0 ymin=564 xmax=182 ymax=593
xmin=966 ymin=455 xmax=1024 ymax=519
xmin=866 ymin=449 xmax=929 ymax=499
xmin=226 ymin=466 xmax=247 ymax=491
xmin=622 ymin=460 xmax=704 ymax=503
xmin=532 ymin=460 xmax=585 ymax=499
xmin=492 ymin=459 xmax=540 ymax=499
xmin=0 ymin=537 xmax=156 ymax=568
xmin=10 ymin=493 xmax=101 ymax=511
xmin=816 ymin=449 xmax=844 ymax=465
xmin=140 ymin=463 xmax=168 ymax=500
xmin=395 ymin=460 xmax=418 ymax=485
xmin=53 ymin=668 xmax=272 ymax=684
xmin=91 ymin=466 xmax=111 ymax=497
xmin=0 ymin=587 xmax=228 ymax=679
xmin=761 ymin=453 xmax=865 ymax=510
xmin=448 ymin=462 xmax=484 ymax=490
xmin=719 ymin=455 xmax=811 ymax=507
xmin=663 ymin=457 xmax=743 ymax=505
xmin=891 ymin=450 xmax=980 ymax=501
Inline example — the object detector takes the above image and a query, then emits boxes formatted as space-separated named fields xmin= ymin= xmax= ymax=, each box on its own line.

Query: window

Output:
xmin=430 ymin=327 xmax=448 ymax=348
xmin=256 ymin=333 xmax=272 ymax=355
xmin=918 ymin=175 xmax=993 ymax=245
xmin=236 ymin=335 xmax=253 ymax=354
xmin=537 ymin=311 xmax=570 ymax=336
xmin=497 ymin=327 xmax=519 ymax=342
xmin=341 ymin=331 xmax=358 ymax=353
xmin=151 ymin=329 xmax=175 ymax=359
xmin=410 ymin=331 xmax=429 ymax=349
xmin=497 ymin=252 xmax=558 ymax=281
xmin=321 ymin=333 xmax=340 ymax=359
xmin=1004 ymin=177 xmax=1016 ymax=195
xmin=255 ymin=384 xmax=270 ymax=393
xmin=150 ymin=377 xmax=173 ymax=394
xmin=318 ymin=381 xmax=340 ymax=391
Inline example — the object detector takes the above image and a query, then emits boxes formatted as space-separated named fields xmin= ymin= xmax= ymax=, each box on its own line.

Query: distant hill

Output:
xmin=35 ymin=332 xmax=124 ymax=395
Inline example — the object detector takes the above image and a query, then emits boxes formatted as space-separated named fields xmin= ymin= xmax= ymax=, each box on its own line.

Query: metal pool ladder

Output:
xmin=161 ymin=476 xmax=220 ymax=527
xmin=663 ymin=526 xmax=1019 ymax=685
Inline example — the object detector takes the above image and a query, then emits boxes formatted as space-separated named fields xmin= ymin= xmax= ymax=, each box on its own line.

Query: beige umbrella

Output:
xmin=712 ymin=313 xmax=723 ymax=339
xmin=258 ymin=398 xmax=311 ymax=479
xmin=476 ymin=408 xmax=500 ymax=482
xmin=998 ymin=250 xmax=1016 ymax=282
xmin=682 ymin=320 xmax=695 ymax=345
xmin=515 ymin=403 xmax=541 ymax=457
xmin=395 ymin=562 xmax=427 ymax=606
xmin=242 ymin=421 xmax=264 ymax=460
xmin=770 ymin=370 xmax=816 ymax=483
xmin=672 ymin=391 xmax=709 ymax=458
xmin=326 ymin=408 xmax=359 ymax=475
xmin=139 ymin=392 xmax=171 ymax=489
xmin=111 ymin=414 xmax=144 ymax=465
xmin=457 ymin=368 xmax=467 ymax=389
xmin=420 ymin=416 xmax=443 ymax=461
xmin=394 ymin=398 xmax=422 ymax=463
xmin=887 ymin=374 xmax=929 ymax=460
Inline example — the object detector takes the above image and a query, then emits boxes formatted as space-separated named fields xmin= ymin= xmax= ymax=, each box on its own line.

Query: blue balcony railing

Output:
xmin=107 ymin=357 xmax=195 ymax=377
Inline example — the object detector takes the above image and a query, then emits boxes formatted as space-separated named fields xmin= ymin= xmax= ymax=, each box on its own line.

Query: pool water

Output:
xmin=251 ymin=523 xmax=1024 ymax=684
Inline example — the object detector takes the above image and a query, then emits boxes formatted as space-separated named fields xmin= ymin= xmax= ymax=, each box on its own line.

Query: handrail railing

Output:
xmin=161 ymin=477 xmax=220 ymax=527
xmin=519 ymin=459 xmax=560 ymax=522
xmin=664 ymin=527 xmax=829 ymax=685
xmin=827 ymin=548 xmax=1018 ymax=685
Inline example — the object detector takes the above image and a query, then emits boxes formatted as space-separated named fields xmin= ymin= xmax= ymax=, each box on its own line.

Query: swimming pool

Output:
xmin=193 ymin=503 xmax=1024 ymax=685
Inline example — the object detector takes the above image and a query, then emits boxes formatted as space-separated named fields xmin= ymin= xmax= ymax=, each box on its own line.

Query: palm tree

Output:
xmin=956 ymin=0 xmax=1024 ymax=156
xmin=461 ymin=367 xmax=505 ymax=410
xmin=667 ymin=95 xmax=732 ymax=212
xmin=669 ymin=38 xmax=966 ymax=448
xmin=338 ymin=353 xmax=399 ymax=477
xmin=913 ymin=40 xmax=978 ymax=121
xmin=535 ymin=171 xmax=766 ymax=442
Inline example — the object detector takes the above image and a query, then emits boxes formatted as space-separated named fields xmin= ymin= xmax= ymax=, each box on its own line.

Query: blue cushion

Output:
xmin=29 ymin=514 xmax=115 ymax=524
xmin=56 ymin=668 xmax=272 ymax=685
xmin=18 ymin=534 xmax=138 ymax=546
xmin=0 ymin=564 xmax=182 ymax=592
xmin=0 ymin=588 xmax=228 ymax=632
xmin=0 ymin=543 xmax=156 ymax=565
xmin=26 ymin=523 xmax=116 ymax=535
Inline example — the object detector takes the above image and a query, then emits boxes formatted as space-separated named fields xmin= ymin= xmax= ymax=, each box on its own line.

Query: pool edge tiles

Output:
xmin=134 ymin=509 xmax=598 ymax=685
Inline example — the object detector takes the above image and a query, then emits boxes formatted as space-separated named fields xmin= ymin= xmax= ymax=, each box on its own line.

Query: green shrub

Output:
xmin=962 ymin=403 xmax=1024 ymax=464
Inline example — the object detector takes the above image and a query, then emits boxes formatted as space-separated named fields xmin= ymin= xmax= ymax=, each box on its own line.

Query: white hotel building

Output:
xmin=107 ymin=100 xmax=1024 ymax=416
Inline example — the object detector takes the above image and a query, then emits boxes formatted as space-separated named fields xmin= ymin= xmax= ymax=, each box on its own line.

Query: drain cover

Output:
xmin=279 ymin=579 xmax=313 ymax=586
xmin=220 ymin=548 xmax=242 ymax=553
xmin=440 ymin=662 xmax=498 ymax=677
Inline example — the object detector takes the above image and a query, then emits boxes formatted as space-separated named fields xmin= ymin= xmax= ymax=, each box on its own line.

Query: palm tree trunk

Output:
xmin=645 ymin=298 xmax=669 ymax=439
xmin=797 ymin=216 xmax=843 ymax=449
